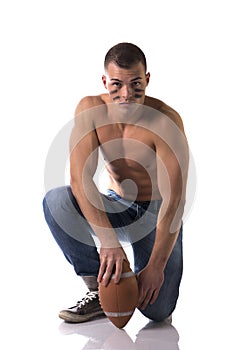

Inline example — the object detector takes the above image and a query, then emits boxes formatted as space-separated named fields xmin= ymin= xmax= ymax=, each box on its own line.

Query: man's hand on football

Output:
xmin=137 ymin=265 xmax=164 ymax=310
xmin=98 ymin=246 xmax=128 ymax=286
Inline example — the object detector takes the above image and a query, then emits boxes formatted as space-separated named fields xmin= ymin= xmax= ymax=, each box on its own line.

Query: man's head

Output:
xmin=104 ymin=42 xmax=147 ymax=73
xmin=102 ymin=43 xmax=150 ymax=106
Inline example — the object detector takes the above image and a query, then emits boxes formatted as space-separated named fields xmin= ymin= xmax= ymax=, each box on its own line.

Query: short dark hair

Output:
xmin=104 ymin=42 xmax=147 ymax=72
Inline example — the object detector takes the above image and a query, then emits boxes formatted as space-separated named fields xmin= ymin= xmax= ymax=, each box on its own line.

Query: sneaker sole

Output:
xmin=59 ymin=310 xmax=106 ymax=323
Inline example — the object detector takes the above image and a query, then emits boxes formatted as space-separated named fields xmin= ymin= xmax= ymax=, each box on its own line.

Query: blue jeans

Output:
xmin=42 ymin=185 xmax=183 ymax=322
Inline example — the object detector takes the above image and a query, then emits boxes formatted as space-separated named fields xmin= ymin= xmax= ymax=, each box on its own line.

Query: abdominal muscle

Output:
xmin=105 ymin=161 xmax=161 ymax=202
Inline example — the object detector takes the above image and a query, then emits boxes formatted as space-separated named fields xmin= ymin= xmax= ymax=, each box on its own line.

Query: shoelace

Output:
xmin=77 ymin=291 xmax=99 ymax=308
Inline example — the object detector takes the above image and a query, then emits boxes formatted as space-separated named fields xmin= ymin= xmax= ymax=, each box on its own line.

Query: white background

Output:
xmin=1 ymin=0 xmax=240 ymax=349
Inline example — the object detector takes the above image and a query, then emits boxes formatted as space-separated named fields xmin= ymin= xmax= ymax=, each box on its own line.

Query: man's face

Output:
xmin=102 ymin=62 xmax=150 ymax=106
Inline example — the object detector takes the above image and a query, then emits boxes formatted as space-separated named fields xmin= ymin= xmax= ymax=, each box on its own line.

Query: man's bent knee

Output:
xmin=138 ymin=302 xmax=176 ymax=323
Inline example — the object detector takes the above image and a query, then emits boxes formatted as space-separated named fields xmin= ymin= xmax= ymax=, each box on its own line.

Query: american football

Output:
xmin=99 ymin=260 xmax=139 ymax=328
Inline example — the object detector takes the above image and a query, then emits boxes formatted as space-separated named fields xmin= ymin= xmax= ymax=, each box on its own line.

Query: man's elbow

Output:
xmin=161 ymin=196 xmax=185 ymax=233
xmin=169 ymin=197 xmax=186 ymax=233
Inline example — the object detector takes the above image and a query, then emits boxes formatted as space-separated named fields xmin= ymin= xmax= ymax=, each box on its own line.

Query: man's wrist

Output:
xmin=148 ymin=254 xmax=168 ymax=271
xmin=99 ymin=234 xmax=121 ymax=249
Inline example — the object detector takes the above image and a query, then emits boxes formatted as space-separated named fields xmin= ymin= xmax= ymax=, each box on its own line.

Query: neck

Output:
xmin=107 ymin=102 xmax=144 ymax=125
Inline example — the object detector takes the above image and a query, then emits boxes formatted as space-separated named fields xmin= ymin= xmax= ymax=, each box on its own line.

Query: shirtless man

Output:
xmin=43 ymin=42 xmax=189 ymax=323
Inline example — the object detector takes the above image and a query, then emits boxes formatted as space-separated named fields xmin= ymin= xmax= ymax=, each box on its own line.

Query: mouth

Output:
xmin=117 ymin=102 xmax=135 ymax=109
xmin=118 ymin=101 xmax=135 ymax=105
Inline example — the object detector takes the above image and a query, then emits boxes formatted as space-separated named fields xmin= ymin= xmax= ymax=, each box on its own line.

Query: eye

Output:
xmin=132 ymin=81 xmax=141 ymax=87
xmin=112 ymin=82 xmax=121 ymax=88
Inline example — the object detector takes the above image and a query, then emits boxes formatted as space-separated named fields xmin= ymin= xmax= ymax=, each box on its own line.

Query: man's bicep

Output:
xmin=155 ymin=116 xmax=189 ymax=197
xmin=156 ymin=146 xmax=184 ymax=202
xmin=70 ymin=128 xmax=99 ymax=184
xmin=156 ymin=144 xmax=187 ymax=233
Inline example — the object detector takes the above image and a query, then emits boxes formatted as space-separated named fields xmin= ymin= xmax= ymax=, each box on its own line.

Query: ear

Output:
xmin=145 ymin=72 xmax=150 ymax=86
xmin=102 ymin=75 xmax=107 ymax=89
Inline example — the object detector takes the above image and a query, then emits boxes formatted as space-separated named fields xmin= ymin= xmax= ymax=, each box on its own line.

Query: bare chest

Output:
xmin=96 ymin=124 xmax=156 ymax=169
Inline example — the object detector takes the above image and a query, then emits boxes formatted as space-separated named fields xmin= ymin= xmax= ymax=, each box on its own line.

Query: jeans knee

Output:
xmin=43 ymin=187 xmax=54 ymax=208
xmin=139 ymin=309 xmax=169 ymax=323
xmin=42 ymin=189 xmax=51 ymax=211
xmin=42 ymin=190 xmax=51 ymax=217
xmin=139 ymin=301 xmax=175 ymax=323
xmin=43 ymin=186 xmax=69 ymax=214
xmin=42 ymin=189 xmax=58 ymax=227
xmin=149 ymin=313 xmax=171 ymax=323
xmin=42 ymin=187 xmax=69 ymax=229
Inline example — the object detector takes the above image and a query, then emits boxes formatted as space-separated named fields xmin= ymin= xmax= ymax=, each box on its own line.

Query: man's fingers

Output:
xmin=98 ymin=247 xmax=127 ymax=286
xmin=138 ymin=286 xmax=157 ymax=310
xmin=139 ymin=290 xmax=151 ymax=310
xmin=97 ymin=259 xmax=107 ymax=283
xmin=100 ymin=259 xmax=116 ymax=286
xmin=150 ymin=289 xmax=159 ymax=305
xmin=113 ymin=259 xmax=123 ymax=284
xmin=138 ymin=281 xmax=147 ymax=309
xmin=103 ymin=261 xmax=114 ymax=286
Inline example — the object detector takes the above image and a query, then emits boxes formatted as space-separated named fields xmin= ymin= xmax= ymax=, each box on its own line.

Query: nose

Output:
xmin=121 ymin=84 xmax=132 ymax=100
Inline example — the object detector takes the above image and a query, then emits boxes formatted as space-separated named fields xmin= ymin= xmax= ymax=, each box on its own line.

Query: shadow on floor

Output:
xmin=59 ymin=315 xmax=180 ymax=349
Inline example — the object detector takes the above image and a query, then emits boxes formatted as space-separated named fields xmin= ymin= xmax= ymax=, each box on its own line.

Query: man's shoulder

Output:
xmin=144 ymin=96 xmax=180 ymax=118
xmin=74 ymin=94 xmax=109 ymax=117
xmin=144 ymin=96 xmax=184 ymax=132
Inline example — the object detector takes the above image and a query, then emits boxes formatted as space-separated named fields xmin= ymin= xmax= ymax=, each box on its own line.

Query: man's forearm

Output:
xmin=71 ymin=179 xmax=120 ymax=248
xmin=148 ymin=201 xmax=183 ymax=270
xmin=148 ymin=226 xmax=179 ymax=270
